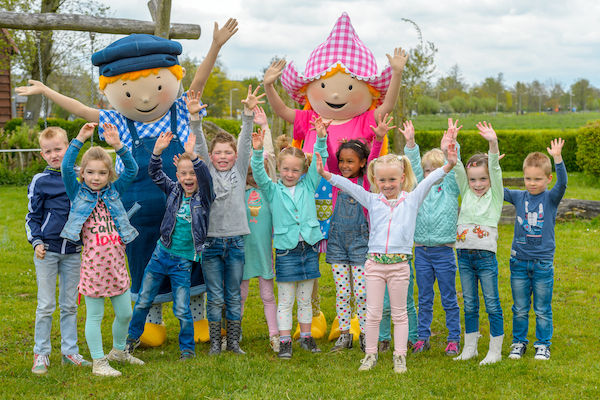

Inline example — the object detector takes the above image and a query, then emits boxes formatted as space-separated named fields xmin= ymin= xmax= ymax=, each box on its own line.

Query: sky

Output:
xmin=97 ymin=0 xmax=600 ymax=89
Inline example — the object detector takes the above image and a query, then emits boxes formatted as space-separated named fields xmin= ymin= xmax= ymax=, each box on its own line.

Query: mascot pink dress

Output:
xmin=263 ymin=12 xmax=408 ymax=339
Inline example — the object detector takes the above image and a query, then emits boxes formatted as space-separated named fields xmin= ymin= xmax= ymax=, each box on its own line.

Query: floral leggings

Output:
xmin=332 ymin=264 xmax=366 ymax=332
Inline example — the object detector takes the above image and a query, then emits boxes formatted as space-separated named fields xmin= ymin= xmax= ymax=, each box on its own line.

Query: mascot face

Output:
xmin=306 ymin=72 xmax=372 ymax=120
xmin=102 ymin=67 xmax=182 ymax=122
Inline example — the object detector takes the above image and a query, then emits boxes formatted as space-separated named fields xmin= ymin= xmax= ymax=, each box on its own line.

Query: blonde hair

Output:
xmin=39 ymin=126 xmax=68 ymax=146
xmin=98 ymin=65 xmax=183 ymax=90
xmin=79 ymin=146 xmax=116 ymax=182
xmin=275 ymin=134 xmax=308 ymax=173
xmin=367 ymin=153 xmax=417 ymax=193
xmin=523 ymin=152 xmax=552 ymax=176
xmin=422 ymin=148 xmax=445 ymax=170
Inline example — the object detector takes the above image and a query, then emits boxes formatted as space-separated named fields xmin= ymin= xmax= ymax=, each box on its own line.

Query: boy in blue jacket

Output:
xmin=26 ymin=127 xmax=90 ymax=374
xmin=125 ymin=121 xmax=214 ymax=360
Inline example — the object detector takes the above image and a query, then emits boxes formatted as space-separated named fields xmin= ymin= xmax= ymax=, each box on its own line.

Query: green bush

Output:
xmin=0 ymin=159 xmax=46 ymax=185
xmin=414 ymin=129 xmax=580 ymax=172
xmin=205 ymin=117 xmax=242 ymax=136
xmin=576 ymin=120 xmax=600 ymax=176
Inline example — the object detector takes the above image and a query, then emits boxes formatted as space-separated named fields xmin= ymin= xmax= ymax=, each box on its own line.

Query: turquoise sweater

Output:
xmin=405 ymin=144 xmax=460 ymax=246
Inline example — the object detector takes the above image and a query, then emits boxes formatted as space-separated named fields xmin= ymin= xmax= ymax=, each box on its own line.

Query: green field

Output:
xmin=1 ymin=184 xmax=599 ymax=399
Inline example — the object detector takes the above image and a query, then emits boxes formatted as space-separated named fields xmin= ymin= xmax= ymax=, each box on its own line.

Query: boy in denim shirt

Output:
xmin=504 ymin=138 xmax=566 ymax=361
xmin=26 ymin=127 xmax=90 ymax=374
xmin=126 ymin=115 xmax=214 ymax=360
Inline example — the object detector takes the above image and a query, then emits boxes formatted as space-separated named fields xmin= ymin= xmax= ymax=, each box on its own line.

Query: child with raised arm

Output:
xmin=61 ymin=123 xmax=143 ymax=377
xmin=399 ymin=119 xmax=462 ymax=356
xmin=453 ymin=122 xmax=505 ymax=365
xmin=26 ymin=127 xmax=90 ymax=374
xmin=504 ymin=139 xmax=566 ymax=361
xmin=193 ymin=85 xmax=264 ymax=355
xmin=251 ymin=117 xmax=329 ymax=359
xmin=327 ymin=113 xmax=389 ymax=353
xmin=317 ymin=137 xmax=458 ymax=373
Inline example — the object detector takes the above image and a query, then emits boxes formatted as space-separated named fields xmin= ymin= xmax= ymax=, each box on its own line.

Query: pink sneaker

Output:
xmin=412 ymin=340 xmax=430 ymax=353
xmin=445 ymin=341 xmax=460 ymax=356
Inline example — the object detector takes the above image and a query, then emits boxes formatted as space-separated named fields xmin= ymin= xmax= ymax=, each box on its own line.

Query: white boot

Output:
xmin=453 ymin=332 xmax=480 ymax=361
xmin=480 ymin=334 xmax=504 ymax=365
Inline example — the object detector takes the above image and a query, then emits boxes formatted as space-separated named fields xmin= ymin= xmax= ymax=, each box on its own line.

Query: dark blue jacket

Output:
xmin=149 ymin=153 xmax=214 ymax=254
xmin=26 ymin=167 xmax=81 ymax=254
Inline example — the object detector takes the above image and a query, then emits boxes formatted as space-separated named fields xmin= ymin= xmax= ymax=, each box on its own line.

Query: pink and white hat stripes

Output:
xmin=281 ymin=12 xmax=392 ymax=105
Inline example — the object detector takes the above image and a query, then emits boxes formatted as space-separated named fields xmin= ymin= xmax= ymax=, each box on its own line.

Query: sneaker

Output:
xmin=508 ymin=343 xmax=527 ymax=360
xmin=412 ymin=339 xmax=430 ymax=354
xmin=278 ymin=340 xmax=292 ymax=359
xmin=32 ymin=354 xmax=49 ymax=375
xmin=359 ymin=333 xmax=366 ymax=353
xmin=220 ymin=336 xmax=227 ymax=352
xmin=407 ymin=340 xmax=414 ymax=350
xmin=330 ymin=333 xmax=353 ymax=353
xmin=92 ymin=357 xmax=121 ymax=377
xmin=378 ymin=340 xmax=391 ymax=353
xmin=62 ymin=353 xmax=92 ymax=367
xmin=358 ymin=353 xmax=377 ymax=371
xmin=445 ymin=341 xmax=460 ymax=356
xmin=179 ymin=350 xmax=196 ymax=361
xmin=107 ymin=348 xmax=145 ymax=365
xmin=299 ymin=336 xmax=321 ymax=353
xmin=534 ymin=344 xmax=550 ymax=360
xmin=393 ymin=354 xmax=407 ymax=373
xmin=124 ymin=337 xmax=140 ymax=354
xmin=270 ymin=335 xmax=280 ymax=353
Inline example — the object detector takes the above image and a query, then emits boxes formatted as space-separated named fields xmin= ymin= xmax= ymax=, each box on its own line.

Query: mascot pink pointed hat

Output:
xmin=281 ymin=12 xmax=392 ymax=105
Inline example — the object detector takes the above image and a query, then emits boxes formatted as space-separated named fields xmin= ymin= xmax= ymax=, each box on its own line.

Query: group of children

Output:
xmin=27 ymin=81 xmax=567 ymax=375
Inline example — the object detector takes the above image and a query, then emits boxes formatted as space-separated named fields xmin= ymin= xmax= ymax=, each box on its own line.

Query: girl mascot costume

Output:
xmin=263 ymin=12 xmax=408 ymax=339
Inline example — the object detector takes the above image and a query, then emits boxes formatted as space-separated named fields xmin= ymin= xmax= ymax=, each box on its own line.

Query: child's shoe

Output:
xmin=412 ymin=339 xmax=430 ymax=354
xmin=62 ymin=353 xmax=92 ymax=367
xmin=444 ymin=341 xmax=460 ymax=356
xmin=179 ymin=350 xmax=196 ymax=361
xmin=480 ymin=334 xmax=503 ymax=365
xmin=329 ymin=332 xmax=353 ymax=352
xmin=378 ymin=340 xmax=391 ymax=353
xmin=534 ymin=344 xmax=550 ymax=360
xmin=454 ymin=332 xmax=480 ymax=361
xmin=32 ymin=354 xmax=49 ymax=375
xmin=359 ymin=333 xmax=366 ymax=353
xmin=278 ymin=339 xmax=292 ymax=359
xmin=299 ymin=336 xmax=321 ymax=353
xmin=226 ymin=320 xmax=245 ymax=355
xmin=107 ymin=348 xmax=145 ymax=365
xmin=92 ymin=357 xmax=121 ymax=377
xmin=208 ymin=321 xmax=222 ymax=356
xmin=358 ymin=353 xmax=377 ymax=371
xmin=508 ymin=342 xmax=527 ymax=360
xmin=269 ymin=335 xmax=280 ymax=353
xmin=124 ymin=337 xmax=141 ymax=354
xmin=393 ymin=354 xmax=407 ymax=374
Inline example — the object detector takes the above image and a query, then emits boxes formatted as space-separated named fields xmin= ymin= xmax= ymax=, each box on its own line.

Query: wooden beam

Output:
xmin=0 ymin=11 xmax=200 ymax=39
xmin=153 ymin=0 xmax=172 ymax=38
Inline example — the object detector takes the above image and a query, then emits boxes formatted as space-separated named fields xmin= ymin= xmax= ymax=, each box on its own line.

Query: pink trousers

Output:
xmin=364 ymin=259 xmax=410 ymax=356
xmin=240 ymin=277 xmax=278 ymax=336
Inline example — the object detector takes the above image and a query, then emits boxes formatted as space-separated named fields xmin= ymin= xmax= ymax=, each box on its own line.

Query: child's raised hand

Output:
xmin=310 ymin=116 xmax=331 ymax=138
xmin=184 ymin=133 xmax=197 ymax=157
xmin=253 ymin=106 xmax=269 ymax=128
xmin=398 ymin=120 xmax=415 ymax=147
xmin=370 ymin=113 xmax=396 ymax=142
xmin=443 ymin=142 xmax=458 ymax=173
xmin=241 ymin=84 xmax=266 ymax=111
xmin=252 ymin=129 xmax=265 ymax=150
xmin=153 ymin=131 xmax=173 ymax=155
xmin=213 ymin=18 xmax=238 ymax=47
xmin=476 ymin=121 xmax=497 ymax=142
xmin=77 ymin=122 xmax=98 ymax=143
xmin=315 ymin=153 xmax=332 ymax=180
xmin=547 ymin=138 xmax=564 ymax=163
xmin=263 ymin=59 xmax=286 ymax=86
xmin=185 ymin=89 xmax=208 ymax=118
xmin=387 ymin=47 xmax=409 ymax=74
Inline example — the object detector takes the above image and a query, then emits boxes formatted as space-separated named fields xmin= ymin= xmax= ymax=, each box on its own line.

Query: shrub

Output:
xmin=576 ymin=120 xmax=600 ymax=176
xmin=205 ymin=117 xmax=242 ymax=136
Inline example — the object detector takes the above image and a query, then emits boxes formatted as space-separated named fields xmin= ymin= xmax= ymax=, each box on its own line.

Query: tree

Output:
xmin=435 ymin=64 xmax=467 ymax=101
xmin=570 ymin=78 xmax=593 ymax=111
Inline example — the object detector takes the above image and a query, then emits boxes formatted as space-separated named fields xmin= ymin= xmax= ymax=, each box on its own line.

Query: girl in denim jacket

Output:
xmin=61 ymin=122 xmax=143 ymax=377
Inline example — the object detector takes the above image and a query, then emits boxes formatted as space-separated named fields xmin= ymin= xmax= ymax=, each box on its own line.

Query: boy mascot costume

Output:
xmin=262 ymin=12 xmax=408 ymax=340
xmin=17 ymin=19 xmax=238 ymax=347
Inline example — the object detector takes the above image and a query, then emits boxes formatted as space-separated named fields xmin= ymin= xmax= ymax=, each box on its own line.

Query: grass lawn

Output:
xmin=1 ymin=184 xmax=599 ymax=399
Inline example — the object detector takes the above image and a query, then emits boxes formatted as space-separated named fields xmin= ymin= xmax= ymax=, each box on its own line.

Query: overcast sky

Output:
xmin=99 ymin=0 xmax=600 ymax=89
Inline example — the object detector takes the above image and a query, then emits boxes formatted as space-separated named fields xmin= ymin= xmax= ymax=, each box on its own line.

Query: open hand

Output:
xmin=441 ymin=118 xmax=461 ymax=153
xmin=101 ymin=123 xmax=122 ymax=150
xmin=154 ymin=131 xmax=173 ymax=155
xmin=252 ymin=129 xmax=265 ymax=150
xmin=387 ymin=47 xmax=409 ymax=74
xmin=253 ymin=106 xmax=268 ymax=127
xmin=263 ymin=59 xmax=286 ymax=86
xmin=15 ymin=79 xmax=47 ymax=96
xmin=476 ymin=121 xmax=497 ymax=142
xmin=315 ymin=153 xmax=332 ymax=180
xmin=241 ymin=84 xmax=266 ymax=111
xmin=185 ymin=89 xmax=208 ymax=116
xmin=443 ymin=142 xmax=458 ymax=173
xmin=77 ymin=122 xmax=98 ymax=143
xmin=310 ymin=116 xmax=331 ymax=138
xmin=398 ymin=120 xmax=415 ymax=147
xmin=184 ymin=133 xmax=197 ymax=157
xmin=547 ymin=138 xmax=564 ymax=162
xmin=370 ymin=113 xmax=396 ymax=141
xmin=213 ymin=18 xmax=238 ymax=47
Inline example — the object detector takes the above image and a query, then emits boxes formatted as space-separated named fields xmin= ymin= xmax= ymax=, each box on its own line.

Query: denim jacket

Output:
xmin=149 ymin=153 xmax=214 ymax=254
xmin=60 ymin=138 xmax=139 ymax=244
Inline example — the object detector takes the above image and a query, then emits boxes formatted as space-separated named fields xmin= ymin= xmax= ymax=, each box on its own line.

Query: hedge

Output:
xmin=576 ymin=120 xmax=600 ymax=176
xmin=4 ymin=118 xmax=90 ymax=142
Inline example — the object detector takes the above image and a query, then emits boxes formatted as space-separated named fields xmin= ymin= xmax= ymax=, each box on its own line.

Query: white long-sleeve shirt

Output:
xmin=328 ymin=167 xmax=446 ymax=255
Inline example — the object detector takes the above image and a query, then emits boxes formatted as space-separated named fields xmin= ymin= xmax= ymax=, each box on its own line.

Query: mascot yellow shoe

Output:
xmin=193 ymin=319 xmax=210 ymax=343
xmin=139 ymin=322 xmax=167 ymax=347
xmin=292 ymin=312 xmax=328 ymax=340
xmin=349 ymin=316 xmax=361 ymax=341
xmin=328 ymin=316 xmax=341 ymax=341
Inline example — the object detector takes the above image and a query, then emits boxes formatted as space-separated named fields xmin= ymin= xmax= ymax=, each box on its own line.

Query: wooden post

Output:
xmin=150 ymin=0 xmax=172 ymax=38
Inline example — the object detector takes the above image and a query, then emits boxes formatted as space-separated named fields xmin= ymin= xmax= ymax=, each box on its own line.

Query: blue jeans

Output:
xmin=33 ymin=252 xmax=81 ymax=356
xmin=201 ymin=236 xmax=245 ymax=322
xmin=457 ymin=249 xmax=504 ymax=337
xmin=275 ymin=241 xmax=321 ymax=282
xmin=378 ymin=261 xmax=417 ymax=342
xmin=128 ymin=245 xmax=195 ymax=352
xmin=414 ymin=246 xmax=461 ymax=342
xmin=510 ymin=257 xmax=554 ymax=346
